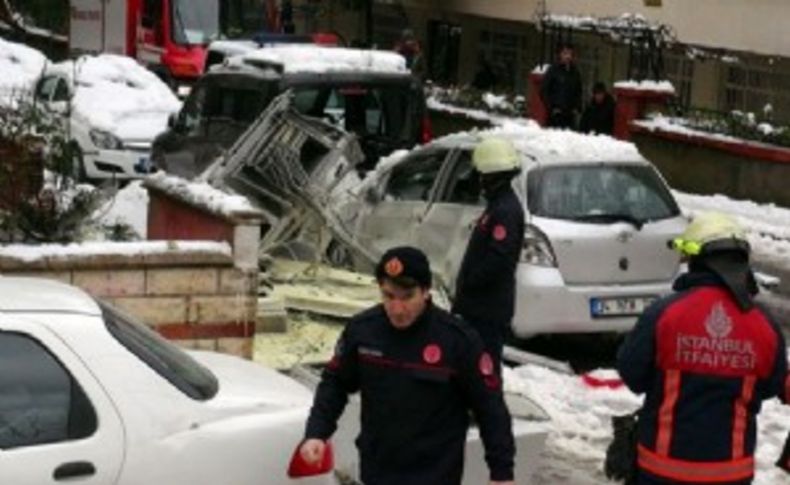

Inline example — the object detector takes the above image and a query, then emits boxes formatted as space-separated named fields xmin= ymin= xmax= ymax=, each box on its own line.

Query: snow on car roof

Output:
xmin=237 ymin=45 xmax=409 ymax=75
xmin=433 ymin=123 xmax=644 ymax=165
xmin=0 ymin=37 xmax=48 ymax=99
xmin=47 ymin=54 xmax=181 ymax=139
xmin=0 ymin=277 xmax=100 ymax=315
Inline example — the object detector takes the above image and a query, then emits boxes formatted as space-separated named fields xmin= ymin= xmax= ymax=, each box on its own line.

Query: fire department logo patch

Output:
xmin=384 ymin=257 xmax=404 ymax=277
xmin=423 ymin=344 xmax=442 ymax=364
xmin=479 ymin=352 xmax=494 ymax=376
xmin=493 ymin=225 xmax=507 ymax=241
xmin=705 ymin=301 xmax=733 ymax=339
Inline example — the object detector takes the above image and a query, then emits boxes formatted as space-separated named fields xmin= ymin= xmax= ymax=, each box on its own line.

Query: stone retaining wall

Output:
xmin=0 ymin=245 xmax=257 ymax=359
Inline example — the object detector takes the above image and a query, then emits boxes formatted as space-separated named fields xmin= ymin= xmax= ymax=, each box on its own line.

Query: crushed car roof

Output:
xmin=431 ymin=123 xmax=645 ymax=166
xmin=0 ymin=277 xmax=100 ymax=315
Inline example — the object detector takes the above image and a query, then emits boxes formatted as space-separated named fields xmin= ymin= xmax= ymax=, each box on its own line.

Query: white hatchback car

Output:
xmin=0 ymin=277 xmax=332 ymax=485
xmin=33 ymin=55 xmax=181 ymax=181
xmin=350 ymin=126 xmax=687 ymax=338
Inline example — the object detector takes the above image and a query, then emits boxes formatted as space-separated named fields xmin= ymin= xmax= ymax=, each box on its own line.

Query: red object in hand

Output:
xmin=287 ymin=441 xmax=334 ymax=478
xmin=581 ymin=372 xmax=625 ymax=390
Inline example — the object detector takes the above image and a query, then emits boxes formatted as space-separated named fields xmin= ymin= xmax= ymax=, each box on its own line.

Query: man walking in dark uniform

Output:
xmin=453 ymin=137 xmax=525 ymax=375
xmin=541 ymin=43 xmax=583 ymax=130
xmin=618 ymin=212 xmax=787 ymax=484
xmin=300 ymin=246 xmax=516 ymax=485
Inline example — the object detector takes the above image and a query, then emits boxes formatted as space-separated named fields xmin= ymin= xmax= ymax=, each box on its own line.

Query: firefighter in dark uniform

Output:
xmin=617 ymin=212 xmax=788 ymax=484
xmin=300 ymin=246 xmax=516 ymax=485
xmin=453 ymin=137 xmax=525 ymax=375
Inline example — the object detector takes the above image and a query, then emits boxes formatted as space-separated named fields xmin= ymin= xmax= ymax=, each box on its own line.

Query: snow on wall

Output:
xmin=614 ymin=80 xmax=676 ymax=94
xmin=238 ymin=45 xmax=408 ymax=75
xmin=0 ymin=240 xmax=231 ymax=263
xmin=146 ymin=172 xmax=261 ymax=219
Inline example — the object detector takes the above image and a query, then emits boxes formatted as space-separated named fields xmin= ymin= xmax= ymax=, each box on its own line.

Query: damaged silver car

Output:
xmin=345 ymin=127 xmax=687 ymax=338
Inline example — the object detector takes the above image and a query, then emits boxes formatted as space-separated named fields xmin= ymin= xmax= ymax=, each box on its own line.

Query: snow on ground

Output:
xmin=237 ymin=45 xmax=408 ymax=75
xmin=0 ymin=240 xmax=231 ymax=262
xmin=0 ymin=37 xmax=47 ymax=100
xmin=504 ymin=363 xmax=790 ymax=484
xmin=92 ymin=181 xmax=149 ymax=239
xmin=48 ymin=54 xmax=181 ymax=140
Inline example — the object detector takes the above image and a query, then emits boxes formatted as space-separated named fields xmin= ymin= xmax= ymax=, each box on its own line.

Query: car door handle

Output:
xmin=53 ymin=461 xmax=96 ymax=481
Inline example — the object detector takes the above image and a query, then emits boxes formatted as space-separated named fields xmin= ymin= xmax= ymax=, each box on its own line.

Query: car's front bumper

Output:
xmin=83 ymin=147 xmax=154 ymax=180
xmin=512 ymin=263 xmax=677 ymax=338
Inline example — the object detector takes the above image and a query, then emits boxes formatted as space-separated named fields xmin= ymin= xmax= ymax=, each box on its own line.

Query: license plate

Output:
xmin=590 ymin=295 xmax=657 ymax=318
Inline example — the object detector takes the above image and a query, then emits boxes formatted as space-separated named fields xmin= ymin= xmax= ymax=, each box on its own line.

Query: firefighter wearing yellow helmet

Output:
xmin=617 ymin=211 xmax=788 ymax=484
xmin=452 ymin=136 xmax=524 ymax=377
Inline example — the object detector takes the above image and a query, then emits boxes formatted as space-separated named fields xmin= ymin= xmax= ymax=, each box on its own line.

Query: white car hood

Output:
xmin=111 ymin=111 xmax=173 ymax=142
xmin=190 ymin=351 xmax=313 ymax=411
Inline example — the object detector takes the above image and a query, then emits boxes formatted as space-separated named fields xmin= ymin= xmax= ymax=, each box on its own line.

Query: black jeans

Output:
xmin=547 ymin=109 xmax=576 ymax=130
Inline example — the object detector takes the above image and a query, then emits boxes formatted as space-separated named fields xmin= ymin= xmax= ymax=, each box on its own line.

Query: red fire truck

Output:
xmin=69 ymin=0 xmax=219 ymax=95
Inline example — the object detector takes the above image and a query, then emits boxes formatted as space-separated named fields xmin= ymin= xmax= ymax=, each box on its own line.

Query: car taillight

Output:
xmin=420 ymin=114 xmax=433 ymax=144
xmin=287 ymin=441 xmax=334 ymax=478
xmin=521 ymin=224 xmax=557 ymax=267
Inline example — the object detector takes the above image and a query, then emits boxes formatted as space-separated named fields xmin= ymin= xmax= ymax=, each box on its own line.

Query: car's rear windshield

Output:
xmin=291 ymin=84 xmax=417 ymax=141
xmin=101 ymin=302 xmax=218 ymax=401
xmin=527 ymin=164 xmax=680 ymax=223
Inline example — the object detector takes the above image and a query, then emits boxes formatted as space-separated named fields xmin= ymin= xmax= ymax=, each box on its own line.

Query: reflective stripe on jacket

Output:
xmin=618 ymin=271 xmax=787 ymax=483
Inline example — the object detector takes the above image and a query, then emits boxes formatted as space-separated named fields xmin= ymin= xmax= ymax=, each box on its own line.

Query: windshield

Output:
xmin=527 ymin=164 xmax=680 ymax=223
xmin=172 ymin=0 xmax=220 ymax=45
xmin=292 ymin=84 xmax=416 ymax=141
xmin=101 ymin=302 xmax=218 ymax=400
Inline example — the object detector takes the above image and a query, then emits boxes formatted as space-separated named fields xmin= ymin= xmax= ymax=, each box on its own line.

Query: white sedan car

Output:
xmin=348 ymin=125 xmax=687 ymax=338
xmin=0 ymin=277 xmax=332 ymax=485
xmin=33 ymin=54 xmax=181 ymax=181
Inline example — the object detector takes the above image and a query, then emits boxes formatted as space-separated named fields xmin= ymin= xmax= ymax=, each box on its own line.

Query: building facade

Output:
xmin=295 ymin=0 xmax=790 ymax=123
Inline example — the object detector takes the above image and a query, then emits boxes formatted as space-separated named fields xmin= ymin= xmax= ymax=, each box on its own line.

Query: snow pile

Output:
xmin=239 ymin=45 xmax=408 ymax=75
xmin=0 ymin=241 xmax=231 ymax=263
xmin=635 ymin=115 xmax=741 ymax=143
xmin=482 ymin=93 xmax=513 ymax=112
xmin=505 ymin=364 xmax=790 ymax=484
xmin=0 ymin=37 xmax=47 ymax=99
xmin=147 ymin=172 xmax=261 ymax=218
xmin=614 ymin=80 xmax=676 ymax=94
xmin=92 ymin=181 xmax=149 ymax=239
xmin=440 ymin=124 xmax=643 ymax=164
xmin=48 ymin=54 xmax=181 ymax=141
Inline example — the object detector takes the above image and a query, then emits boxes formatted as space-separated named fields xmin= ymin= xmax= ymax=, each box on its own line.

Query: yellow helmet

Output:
xmin=671 ymin=211 xmax=749 ymax=257
xmin=472 ymin=137 xmax=520 ymax=174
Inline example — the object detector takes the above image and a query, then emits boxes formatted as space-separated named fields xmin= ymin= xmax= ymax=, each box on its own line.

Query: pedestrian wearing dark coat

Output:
xmin=300 ymin=246 xmax=516 ymax=485
xmin=540 ymin=43 xmax=583 ymax=130
xmin=580 ymin=82 xmax=616 ymax=135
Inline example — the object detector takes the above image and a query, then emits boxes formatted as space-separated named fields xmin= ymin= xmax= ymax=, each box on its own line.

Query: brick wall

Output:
xmin=0 ymin=248 xmax=258 ymax=359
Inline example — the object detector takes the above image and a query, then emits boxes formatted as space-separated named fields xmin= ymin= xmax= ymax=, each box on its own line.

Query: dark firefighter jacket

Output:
xmin=304 ymin=303 xmax=515 ymax=485
xmin=540 ymin=62 xmax=583 ymax=114
xmin=453 ymin=186 xmax=525 ymax=330
xmin=617 ymin=271 xmax=788 ymax=484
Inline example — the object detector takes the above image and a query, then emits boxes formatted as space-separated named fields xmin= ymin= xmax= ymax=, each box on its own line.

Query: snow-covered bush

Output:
xmin=427 ymin=85 xmax=526 ymax=118
xmin=0 ymin=96 xmax=103 ymax=242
